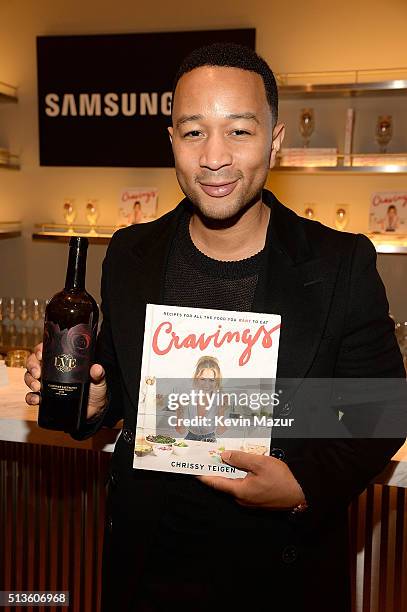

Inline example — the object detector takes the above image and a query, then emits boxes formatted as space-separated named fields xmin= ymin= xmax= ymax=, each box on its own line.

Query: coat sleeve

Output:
xmin=285 ymin=234 xmax=407 ymax=522
xmin=70 ymin=232 xmax=124 ymax=441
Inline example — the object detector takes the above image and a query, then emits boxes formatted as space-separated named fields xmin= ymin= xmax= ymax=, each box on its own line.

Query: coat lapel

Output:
xmin=253 ymin=191 xmax=341 ymax=381
xmin=111 ymin=203 xmax=186 ymax=413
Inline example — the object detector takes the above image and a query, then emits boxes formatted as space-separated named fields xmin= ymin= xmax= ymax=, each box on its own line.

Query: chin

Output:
xmin=186 ymin=191 xmax=249 ymax=222
xmin=196 ymin=201 xmax=243 ymax=221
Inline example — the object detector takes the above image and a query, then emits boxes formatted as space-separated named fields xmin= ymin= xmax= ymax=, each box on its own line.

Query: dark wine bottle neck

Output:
xmin=65 ymin=243 xmax=87 ymax=291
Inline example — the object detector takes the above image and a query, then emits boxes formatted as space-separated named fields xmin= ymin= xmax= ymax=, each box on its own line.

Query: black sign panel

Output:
xmin=37 ymin=29 xmax=255 ymax=167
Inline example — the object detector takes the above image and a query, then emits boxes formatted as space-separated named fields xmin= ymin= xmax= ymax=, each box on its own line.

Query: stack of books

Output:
xmin=0 ymin=148 xmax=10 ymax=165
xmin=279 ymin=148 xmax=338 ymax=167
xmin=352 ymin=154 xmax=407 ymax=167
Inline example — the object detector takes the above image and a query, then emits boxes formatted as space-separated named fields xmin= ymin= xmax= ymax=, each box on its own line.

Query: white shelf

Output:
xmin=277 ymin=68 xmax=407 ymax=98
xmin=272 ymin=165 xmax=407 ymax=174
xmin=0 ymin=81 xmax=18 ymax=103
xmin=0 ymin=222 xmax=21 ymax=240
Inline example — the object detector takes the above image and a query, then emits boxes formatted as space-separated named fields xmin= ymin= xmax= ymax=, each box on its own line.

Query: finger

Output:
xmin=221 ymin=450 xmax=263 ymax=474
xmin=33 ymin=342 xmax=43 ymax=361
xmin=24 ymin=371 xmax=41 ymax=392
xmin=197 ymin=475 xmax=243 ymax=495
xmin=90 ymin=363 xmax=105 ymax=384
xmin=25 ymin=392 xmax=40 ymax=406
xmin=26 ymin=354 xmax=41 ymax=378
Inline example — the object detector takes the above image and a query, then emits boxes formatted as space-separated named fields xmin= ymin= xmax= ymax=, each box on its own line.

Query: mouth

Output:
xmin=198 ymin=179 xmax=239 ymax=198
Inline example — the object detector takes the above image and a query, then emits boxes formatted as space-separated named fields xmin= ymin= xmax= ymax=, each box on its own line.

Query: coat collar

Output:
xmin=130 ymin=188 xmax=313 ymax=270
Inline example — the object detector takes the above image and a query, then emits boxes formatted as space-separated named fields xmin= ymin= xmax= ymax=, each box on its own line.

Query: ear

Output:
xmin=168 ymin=126 xmax=173 ymax=145
xmin=269 ymin=123 xmax=285 ymax=169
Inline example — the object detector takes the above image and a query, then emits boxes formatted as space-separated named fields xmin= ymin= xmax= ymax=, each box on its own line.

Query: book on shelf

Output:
xmin=279 ymin=147 xmax=338 ymax=167
xmin=117 ymin=187 xmax=158 ymax=226
xmin=133 ymin=304 xmax=281 ymax=478
xmin=0 ymin=148 xmax=10 ymax=165
xmin=352 ymin=154 xmax=407 ymax=167
xmin=369 ymin=191 xmax=407 ymax=234
xmin=343 ymin=108 xmax=355 ymax=167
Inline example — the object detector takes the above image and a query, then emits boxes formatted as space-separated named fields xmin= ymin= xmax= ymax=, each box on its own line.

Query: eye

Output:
xmin=231 ymin=129 xmax=251 ymax=136
xmin=183 ymin=130 xmax=202 ymax=138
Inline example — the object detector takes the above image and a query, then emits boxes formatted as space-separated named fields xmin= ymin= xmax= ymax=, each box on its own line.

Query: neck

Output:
xmin=65 ymin=244 xmax=87 ymax=291
xmin=189 ymin=199 xmax=270 ymax=261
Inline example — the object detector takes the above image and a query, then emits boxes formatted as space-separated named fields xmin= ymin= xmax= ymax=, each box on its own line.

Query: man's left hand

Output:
xmin=197 ymin=450 xmax=306 ymax=510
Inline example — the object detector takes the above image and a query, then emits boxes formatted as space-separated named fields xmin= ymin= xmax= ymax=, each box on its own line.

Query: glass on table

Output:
xmin=5 ymin=297 xmax=17 ymax=322
xmin=6 ymin=349 xmax=31 ymax=368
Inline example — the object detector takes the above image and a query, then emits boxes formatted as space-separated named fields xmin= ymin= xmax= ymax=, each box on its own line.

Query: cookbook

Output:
xmin=133 ymin=304 xmax=281 ymax=478
xmin=369 ymin=191 xmax=407 ymax=234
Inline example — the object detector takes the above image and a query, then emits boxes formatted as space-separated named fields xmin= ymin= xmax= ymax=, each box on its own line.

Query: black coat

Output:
xmin=73 ymin=190 xmax=406 ymax=612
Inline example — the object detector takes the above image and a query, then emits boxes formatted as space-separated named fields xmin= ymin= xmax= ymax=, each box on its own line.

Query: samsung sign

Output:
xmin=37 ymin=30 xmax=255 ymax=167
xmin=44 ymin=92 xmax=172 ymax=118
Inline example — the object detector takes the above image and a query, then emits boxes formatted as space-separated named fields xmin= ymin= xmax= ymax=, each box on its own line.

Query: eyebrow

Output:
xmin=176 ymin=112 xmax=259 ymax=128
xmin=176 ymin=114 xmax=204 ymax=128
xmin=227 ymin=112 xmax=259 ymax=124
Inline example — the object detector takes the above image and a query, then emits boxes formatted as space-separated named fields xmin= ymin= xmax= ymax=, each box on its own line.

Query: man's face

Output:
xmin=169 ymin=66 xmax=285 ymax=221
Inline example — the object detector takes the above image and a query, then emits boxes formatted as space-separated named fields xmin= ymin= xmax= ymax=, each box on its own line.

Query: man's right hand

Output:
xmin=25 ymin=342 xmax=108 ymax=420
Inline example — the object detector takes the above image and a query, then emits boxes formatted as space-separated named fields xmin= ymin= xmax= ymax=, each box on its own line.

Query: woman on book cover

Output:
xmin=175 ymin=355 xmax=228 ymax=442
xmin=382 ymin=204 xmax=399 ymax=232
xmin=129 ymin=201 xmax=143 ymax=225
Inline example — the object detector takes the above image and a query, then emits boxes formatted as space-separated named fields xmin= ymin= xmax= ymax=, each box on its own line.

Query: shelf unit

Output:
xmin=0 ymin=222 xmax=22 ymax=240
xmin=0 ymin=81 xmax=20 ymax=170
xmin=32 ymin=232 xmax=110 ymax=245
xmin=367 ymin=234 xmax=407 ymax=255
xmin=0 ymin=154 xmax=20 ymax=171
xmin=30 ymin=224 xmax=407 ymax=255
xmin=272 ymin=162 xmax=407 ymax=175
xmin=0 ymin=81 xmax=17 ymax=103
xmin=32 ymin=223 xmax=117 ymax=245
xmin=275 ymin=68 xmax=407 ymax=173
xmin=278 ymin=77 xmax=407 ymax=99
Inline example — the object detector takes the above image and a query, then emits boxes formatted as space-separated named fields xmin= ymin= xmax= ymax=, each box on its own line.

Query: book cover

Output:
xmin=117 ymin=187 xmax=158 ymax=226
xmin=369 ymin=192 xmax=407 ymax=234
xmin=133 ymin=304 xmax=281 ymax=478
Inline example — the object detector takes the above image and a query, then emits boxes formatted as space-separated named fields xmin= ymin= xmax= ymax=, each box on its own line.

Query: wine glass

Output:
xmin=299 ymin=108 xmax=315 ymax=148
xmin=85 ymin=199 xmax=99 ymax=235
xmin=19 ymin=298 xmax=29 ymax=323
xmin=303 ymin=204 xmax=317 ymax=220
xmin=63 ymin=199 xmax=76 ymax=234
xmin=30 ymin=298 xmax=42 ymax=322
xmin=6 ymin=349 xmax=30 ymax=368
xmin=334 ymin=204 xmax=349 ymax=231
xmin=375 ymin=115 xmax=393 ymax=154
xmin=6 ymin=297 xmax=16 ymax=322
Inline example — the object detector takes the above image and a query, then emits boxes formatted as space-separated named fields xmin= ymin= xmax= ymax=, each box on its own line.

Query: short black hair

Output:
xmin=172 ymin=42 xmax=278 ymax=126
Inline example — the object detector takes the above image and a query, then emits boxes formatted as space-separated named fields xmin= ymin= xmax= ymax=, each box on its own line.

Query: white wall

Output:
xmin=0 ymin=0 xmax=407 ymax=315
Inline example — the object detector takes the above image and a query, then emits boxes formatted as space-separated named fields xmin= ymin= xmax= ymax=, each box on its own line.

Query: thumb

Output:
xmin=90 ymin=363 xmax=106 ymax=385
xmin=221 ymin=450 xmax=262 ymax=474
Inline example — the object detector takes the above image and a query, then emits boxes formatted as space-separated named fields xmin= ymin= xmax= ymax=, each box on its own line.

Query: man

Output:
xmin=25 ymin=43 xmax=406 ymax=611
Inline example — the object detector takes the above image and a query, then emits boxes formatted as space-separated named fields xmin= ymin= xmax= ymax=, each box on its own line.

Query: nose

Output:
xmin=199 ymin=133 xmax=232 ymax=171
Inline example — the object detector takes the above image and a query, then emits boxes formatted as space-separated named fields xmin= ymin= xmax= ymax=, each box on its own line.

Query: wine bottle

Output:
xmin=38 ymin=236 xmax=99 ymax=433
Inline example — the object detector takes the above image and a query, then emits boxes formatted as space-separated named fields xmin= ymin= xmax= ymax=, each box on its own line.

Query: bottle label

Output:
xmin=42 ymin=321 xmax=95 ymax=384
